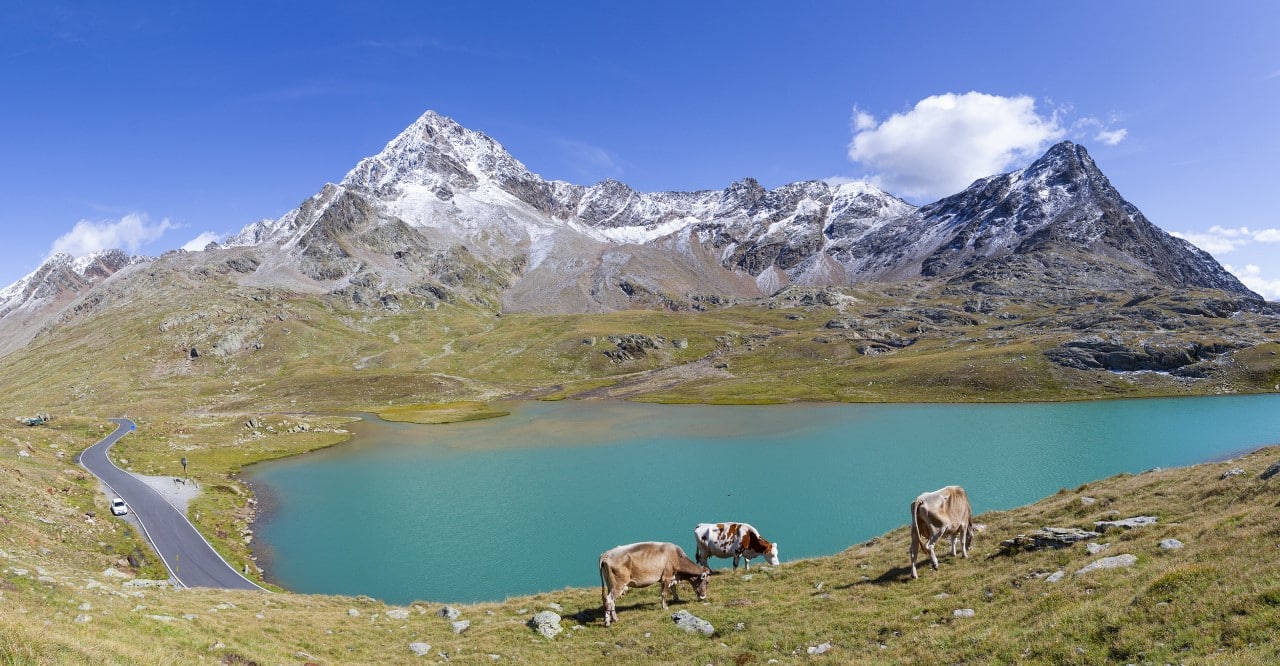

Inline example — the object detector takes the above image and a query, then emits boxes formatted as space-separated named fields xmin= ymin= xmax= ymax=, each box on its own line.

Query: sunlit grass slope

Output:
xmin=3 ymin=418 xmax=1279 ymax=664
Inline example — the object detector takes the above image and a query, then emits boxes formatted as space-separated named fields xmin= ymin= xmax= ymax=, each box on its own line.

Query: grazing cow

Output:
xmin=598 ymin=541 xmax=710 ymax=627
xmin=693 ymin=522 xmax=780 ymax=570
xmin=909 ymin=485 xmax=974 ymax=579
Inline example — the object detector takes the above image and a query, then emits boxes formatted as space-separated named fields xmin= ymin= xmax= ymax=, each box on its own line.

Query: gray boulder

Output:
xmin=528 ymin=611 xmax=562 ymax=639
xmin=1221 ymin=467 xmax=1246 ymax=479
xmin=451 ymin=620 xmax=471 ymax=634
xmin=409 ymin=642 xmax=431 ymax=657
xmin=1158 ymin=538 xmax=1185 ymax=550
xmin=1074 ymin=553 xmax=1138 ymax=575
xmin=671 ymin=609 xmax=715 ymax=636
xmin=1095 ymin=516 xmax=1157 ymax=532
xmin=1085 ymin=542 xmax=1111 ymax=555
xmin=1261 ymin=461 xmax=1280 ymax=480
xmin=437 ymin=606 xmax=461 ymax=620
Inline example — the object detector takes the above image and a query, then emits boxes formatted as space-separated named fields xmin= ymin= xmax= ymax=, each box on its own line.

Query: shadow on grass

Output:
xmin=834 ymin=564 xmax=916 ymax=588
xmin=572 ymin=594 xmax=705 ymax=626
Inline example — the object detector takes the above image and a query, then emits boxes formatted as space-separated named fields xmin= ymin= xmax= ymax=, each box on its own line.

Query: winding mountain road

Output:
xmin=79 ymin=418 xmax=265 ymax=591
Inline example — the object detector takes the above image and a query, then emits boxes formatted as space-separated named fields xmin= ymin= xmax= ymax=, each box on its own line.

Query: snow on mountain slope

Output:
xmin=211 ymin=111 xmax=1264 ymax=310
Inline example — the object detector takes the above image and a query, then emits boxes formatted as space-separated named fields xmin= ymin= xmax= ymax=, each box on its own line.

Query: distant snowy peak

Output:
xmin=0 ymin=250 xmax=143 ymax=318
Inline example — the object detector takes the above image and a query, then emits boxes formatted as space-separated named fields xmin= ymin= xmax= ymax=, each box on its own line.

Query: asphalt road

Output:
xmin=79 ymin=418 xmax=264 ymax=591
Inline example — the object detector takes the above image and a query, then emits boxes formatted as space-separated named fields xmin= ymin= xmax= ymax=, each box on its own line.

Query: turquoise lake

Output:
xmin=245 ymin=395 xmax=1280 ymax=605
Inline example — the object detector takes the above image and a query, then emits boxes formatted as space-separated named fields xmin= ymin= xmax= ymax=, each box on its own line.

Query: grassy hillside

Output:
xmin=1 ymin=271 xmax=1278 ymax=662
xmin=2 ymin=271 xmax=1277 ymax=423
xmin=3 ymin=418 xmax=1279 ymax=664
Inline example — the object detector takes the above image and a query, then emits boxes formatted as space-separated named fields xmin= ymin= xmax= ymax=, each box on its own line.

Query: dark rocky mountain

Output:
xmin=910 ymin=142 xmax=1251 ymax=296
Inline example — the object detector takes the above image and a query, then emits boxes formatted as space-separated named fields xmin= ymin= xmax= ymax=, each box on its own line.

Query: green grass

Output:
xmin=0 ymin=276 xmax=1278 ymax=661
xmin=4 ymin=417 xmax=1280 ymax=663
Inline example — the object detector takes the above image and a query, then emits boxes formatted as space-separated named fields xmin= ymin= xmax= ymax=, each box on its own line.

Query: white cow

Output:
xmin=598 ymin=541 xmax=709 ymax=627
xmin=693 ymin=522 xmax=780 ymax=570
xmin=909 ymin=485 xmax=974 ymax=579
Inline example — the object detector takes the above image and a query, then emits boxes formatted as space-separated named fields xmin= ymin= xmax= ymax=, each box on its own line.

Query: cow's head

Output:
xmin=691 ymin=567 xmax=710 ymax=600
xmin=764 ymin=541 xmax=780 ymax=566
xmin=966 ymin=521 xmax=981 ymax=549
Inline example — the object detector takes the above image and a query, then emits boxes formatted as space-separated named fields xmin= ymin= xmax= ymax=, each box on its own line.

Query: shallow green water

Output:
xmin=245 ymin=395 xmax=1280 ymax=604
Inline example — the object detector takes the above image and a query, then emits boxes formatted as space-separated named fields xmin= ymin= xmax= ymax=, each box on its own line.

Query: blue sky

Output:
xmin=3 ymin=2 xmax=1278 ymax=299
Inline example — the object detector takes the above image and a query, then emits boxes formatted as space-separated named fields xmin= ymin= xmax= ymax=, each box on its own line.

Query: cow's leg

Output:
xmin=960 ymin=525 xmax=970 ymax=559
xmin=660 ymin=576 xmax=672 ymax=609
xmin=926 ymin=532 xmax=942 ymax=570
xmin=909 ymin=538 xmax=919 ymax=579
xmin=732 ymin=553 xmax=741 ymax=570
xmin=603 ymin=591 xmax=616 ymax=626
xmin=950 ymin=531 xmax=959 ymax=557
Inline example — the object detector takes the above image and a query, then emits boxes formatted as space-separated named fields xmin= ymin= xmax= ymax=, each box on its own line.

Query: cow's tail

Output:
xmin=909 ymin=498 xmax=924 ymax=553
xmin=598 ymin=555 xmax=608 ymax=595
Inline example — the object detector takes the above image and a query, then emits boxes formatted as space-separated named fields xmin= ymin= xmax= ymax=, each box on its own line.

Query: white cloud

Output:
xmin=1225 ymin=264 xmax=1280 ymax=301
xmin=847 ymin=92 xmax=1065 ymax=200
xmin=1094 ymin=128 xmax=1128 ymax=146
xmin=181 ymin=232 xmax=222 ymax=252
xmin=852 ymin=108 xmax=877 ymax=131
xmin=1171 ymin=225 xmax=1280 ymax=254
xmin=49 ymin=213 xmax=174 ymax=258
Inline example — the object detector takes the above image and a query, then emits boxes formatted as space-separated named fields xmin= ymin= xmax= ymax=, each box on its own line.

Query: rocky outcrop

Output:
xmin=1074 ymin=553 xmax=1138 ymax=575
xmin=1095 ymin=516 xmax=1158 ymax=531
xmin=1000 ymin=527 xmax=1102 ymax=552
xmin=1046 ymin=337 xmax=1234 ymax=375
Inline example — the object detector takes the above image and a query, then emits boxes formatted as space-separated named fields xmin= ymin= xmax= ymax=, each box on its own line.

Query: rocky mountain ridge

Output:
xmin=0 ymin=250 xmax=146 ymax=356
xmin=219 ymin=111 xmax=1256 ymax=313
xmin=0 ymin=111 xmax=1265 ymax=358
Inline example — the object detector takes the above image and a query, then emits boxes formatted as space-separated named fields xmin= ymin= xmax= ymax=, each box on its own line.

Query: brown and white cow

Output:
xmin=693 ymin=522 xmax=780 ymax=570
xmin=909 ymin=485 xmax=974 ymax=579
xmin=599 ymin=541 xmax=710 ymax=627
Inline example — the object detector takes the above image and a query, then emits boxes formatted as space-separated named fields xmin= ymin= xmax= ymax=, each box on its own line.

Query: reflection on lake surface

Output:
xmin=245 ymin=395 xmax=1280 ymax=604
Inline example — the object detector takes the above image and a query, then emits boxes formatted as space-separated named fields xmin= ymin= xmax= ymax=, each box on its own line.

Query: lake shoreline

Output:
xmin=240 ymin=391 xmax=1280 ymax=607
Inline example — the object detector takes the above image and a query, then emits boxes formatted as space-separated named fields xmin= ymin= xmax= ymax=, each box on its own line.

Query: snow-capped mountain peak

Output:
xmin=217 ymin=113 xmax=1258 ymax=313
xmin=340 ymin=110 xmax=541 ymax=196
